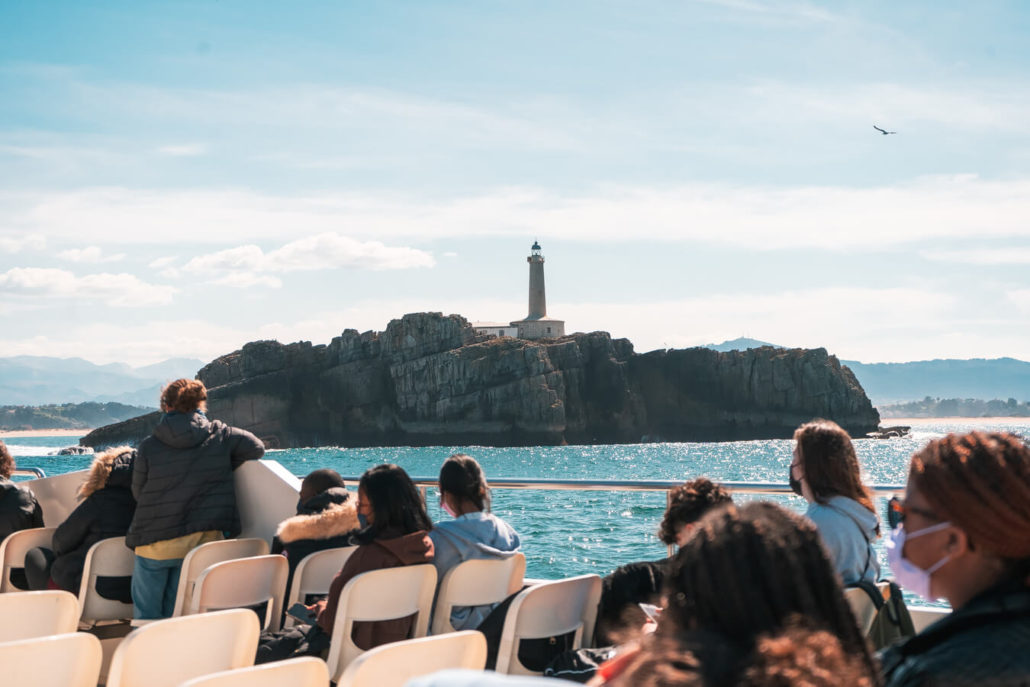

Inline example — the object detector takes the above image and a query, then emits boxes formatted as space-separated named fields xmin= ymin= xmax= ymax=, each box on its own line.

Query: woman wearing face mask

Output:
xmin=429 ymin=453 xmax=520 ymax=631
xmin=880 ymin=431 xmax=1030 ymax=687
xmin=790 ymin=419 xmax=880 ymax=585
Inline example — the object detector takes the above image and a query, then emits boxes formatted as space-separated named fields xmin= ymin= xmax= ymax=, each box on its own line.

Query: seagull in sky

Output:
xmin=873 ymin=125 xmax=897 ymax=135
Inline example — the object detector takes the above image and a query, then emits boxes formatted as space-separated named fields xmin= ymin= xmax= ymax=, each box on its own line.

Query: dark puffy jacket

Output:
xmin=879 ymin=580 xmax=1030 ymax=687
xmin=0 ymin=478 xmax=44 ymax=541
xmin=126 ymin=411 xmax=265 ymax=548
xmin=271 ymin=487 xmax=359 ymax=597
xmin=50 ymin=449 xmax=136 ymax=592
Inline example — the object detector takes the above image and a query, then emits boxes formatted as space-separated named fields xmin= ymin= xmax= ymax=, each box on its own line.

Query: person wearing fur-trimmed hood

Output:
xmin=24 ymin=445 xmax=136 ymax=599
xmin=272 ymin=469 xmax=360 ymax=597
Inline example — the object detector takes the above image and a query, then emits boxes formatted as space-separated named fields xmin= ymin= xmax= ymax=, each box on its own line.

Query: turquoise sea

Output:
xmin=7 ymin=419 xmax=1027 ymax=604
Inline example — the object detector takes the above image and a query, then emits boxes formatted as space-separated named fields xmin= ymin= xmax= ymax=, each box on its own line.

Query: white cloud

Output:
xmin=148 ymin=255 xmax=178 ymax=269
xmin=0 ymin=233 xmax=45 ymax=253
xmin=156 ymin=143 xmax=208 ymax=157
xmin=57 ymin=245 xmax=126 ymax=263
xmin=4 ymin=175 xmax=1030 ymax=250
xmin=0 ymin=267 xmax=173 ymax=307
xmin=922 ymin=247 xmax=1030 ymax=265
xmin=1008 ymin=290 xmax=1030 ymax=314
xmin=180 ymin=233 xmax=435 ymax=287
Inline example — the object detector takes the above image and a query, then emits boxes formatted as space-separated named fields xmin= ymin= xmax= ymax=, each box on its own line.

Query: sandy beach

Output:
xmin=0 ymin=428 xmax=90 ymax=438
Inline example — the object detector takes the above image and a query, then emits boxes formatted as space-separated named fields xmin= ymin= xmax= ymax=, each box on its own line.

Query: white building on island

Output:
xmin=472 ymin=241 xmax=566 ymax=340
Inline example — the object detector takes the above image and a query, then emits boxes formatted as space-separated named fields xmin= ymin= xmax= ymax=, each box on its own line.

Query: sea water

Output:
xmin=7 ymin=420 xmax=1027 ymax=604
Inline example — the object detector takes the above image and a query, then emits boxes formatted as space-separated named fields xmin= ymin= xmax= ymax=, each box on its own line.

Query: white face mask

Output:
xmin=440 ymin=498 xmax=457 ymax=518
xmin=886 ymin=521 xmax=953 ymax=601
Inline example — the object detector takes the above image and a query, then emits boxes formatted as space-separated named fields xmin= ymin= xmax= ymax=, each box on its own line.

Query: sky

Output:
xmin=1 ymin=0 xmax=1029 ymax=367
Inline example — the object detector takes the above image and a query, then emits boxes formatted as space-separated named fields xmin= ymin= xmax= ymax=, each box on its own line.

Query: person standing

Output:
xmin=126 ymin=379 xmax=265 ymax=619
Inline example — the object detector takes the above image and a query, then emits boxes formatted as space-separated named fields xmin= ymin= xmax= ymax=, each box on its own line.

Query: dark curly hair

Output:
xmin=658 ymin=477 xmax=733 ymax=545
xmin=0 ymin=439 xmax=14 ymax=479
xmin=662 ymin=501 xmax=876 ymax=680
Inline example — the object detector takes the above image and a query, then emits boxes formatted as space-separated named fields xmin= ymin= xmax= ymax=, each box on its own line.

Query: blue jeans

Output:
xmin=132 ymin=555 xmax=184 ymax=619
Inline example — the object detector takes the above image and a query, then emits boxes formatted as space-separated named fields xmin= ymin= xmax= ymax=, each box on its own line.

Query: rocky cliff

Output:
xmin=81 ymin=313 xmax=879 ymax=448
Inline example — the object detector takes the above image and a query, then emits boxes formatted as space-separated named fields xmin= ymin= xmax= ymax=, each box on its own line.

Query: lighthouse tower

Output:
xmin=511 ymin=241 xmax=565 ymax=339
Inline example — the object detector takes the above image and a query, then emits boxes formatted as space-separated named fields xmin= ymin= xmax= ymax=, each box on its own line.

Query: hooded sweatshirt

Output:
xmin=50 ymin=448 xmax=136 ymax=593
xmin=430 ymin=512 xmax=521 ymax=630
xmin=805 ymin=494 xmax=880 ymax=585
xmin=127 ymin=411 xmax=265 ymax=548
xmin=315 ymin=527 xmax=434 ymax=650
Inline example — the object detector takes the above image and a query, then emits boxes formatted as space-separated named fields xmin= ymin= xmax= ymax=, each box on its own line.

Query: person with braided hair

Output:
xmin=429 ymin=453 xmax=520 ymax=631
xmin=879 ymin=431 xmax=1030 ymax=687
xmin=791 ymin=419 xmax=881 ymax=585
xmin=592 ymin=500 xmax=879 ymax=686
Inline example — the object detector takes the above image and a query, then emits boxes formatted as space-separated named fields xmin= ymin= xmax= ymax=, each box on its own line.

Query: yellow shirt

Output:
xmin=135 ymin=530 xmax=224 ymax=560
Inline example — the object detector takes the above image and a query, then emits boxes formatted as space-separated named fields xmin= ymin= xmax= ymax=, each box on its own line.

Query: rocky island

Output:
xmin=82 ymin=312 xmax=880 ymax=449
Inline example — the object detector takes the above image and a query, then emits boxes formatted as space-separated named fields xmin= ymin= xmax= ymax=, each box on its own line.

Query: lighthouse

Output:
xmin=511 ymin=241 xmax=565 ymax=339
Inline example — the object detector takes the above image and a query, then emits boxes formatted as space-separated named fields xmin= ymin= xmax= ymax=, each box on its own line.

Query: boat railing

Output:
xmin=12 ymin=467 xmax=46 ymax=479
xmin=340 ymin=477 xmax=906 ymax=556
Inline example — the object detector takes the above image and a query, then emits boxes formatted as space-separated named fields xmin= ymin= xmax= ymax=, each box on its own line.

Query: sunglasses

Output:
xmin=886 ymin=496 xmax=941 ymax=529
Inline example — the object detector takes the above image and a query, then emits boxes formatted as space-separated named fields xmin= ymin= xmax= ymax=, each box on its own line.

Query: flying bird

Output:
xmin=873 ymin=125 xmax=897 ymax=135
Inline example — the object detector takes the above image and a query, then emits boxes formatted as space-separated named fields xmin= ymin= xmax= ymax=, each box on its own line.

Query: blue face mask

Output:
xmin=886 ymin=521 xmax=953 ymax=601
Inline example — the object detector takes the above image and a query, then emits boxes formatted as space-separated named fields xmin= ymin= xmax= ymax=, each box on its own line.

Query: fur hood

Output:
xmin=276 ymin=499 xmax=360 ymax=544
xmin=78 ymin=446 xmax=135 ymax=500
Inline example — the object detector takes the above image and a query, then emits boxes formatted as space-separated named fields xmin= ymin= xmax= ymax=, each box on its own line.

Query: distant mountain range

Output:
xmin=0 ymin=402 xmax=155 ymax=431
xmin=0 ymin=356 xmax=205 ymax=406
xmin=704 ymin=339 xmax=1030 ymax=405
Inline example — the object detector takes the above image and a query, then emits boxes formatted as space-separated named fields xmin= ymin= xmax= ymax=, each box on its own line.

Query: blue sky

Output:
xmin=1 ymin=0 xmax=1029 ymax=366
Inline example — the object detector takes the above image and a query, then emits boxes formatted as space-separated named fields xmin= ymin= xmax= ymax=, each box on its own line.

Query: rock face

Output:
xmin=82 ymin=313 xmax=880 ymax=448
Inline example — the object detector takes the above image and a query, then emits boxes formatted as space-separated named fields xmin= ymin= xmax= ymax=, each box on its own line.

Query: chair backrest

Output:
xmin=432 ymin=553 xmax=526 ymax=635
xmin=284 ymin=546 xmax=358 ymax=627
xmin=0 ymin=631 xmax=103 ymax=687
xmin=177 ymin=656 xmax=330 ymax=687
xmin=0 ymin=590 xmax=79 ymax=641
xmin=845 ymin=582 xmax=890 ymax=636
xmin=495 ymin=574 xmax=602 ymax=675
xmin=171 ymin=538 xmax=269 ymax=617
xmin=336 ymin=630 xmax=486 ymax=687
xmin=77 ymin=535 xmax=135 ymax=622
xmin=325 ymin=564 xmax=437 ymax=683
xmin=189 ymin=554 xmax=289 ymax=631
xmin=107 ymin=608 xmax=259 ymax=687
xmin=0 ymin=527 xmax=55 ymax=592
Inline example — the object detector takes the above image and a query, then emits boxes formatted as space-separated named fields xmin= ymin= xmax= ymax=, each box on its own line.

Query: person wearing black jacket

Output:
xmin=0 ymin=439 xmax=44 ymax=550
xmin=24 ymin=446 xmax=136 ymax=599
xmin=272 ymin=468 xmax=360 ymax=599
xmin=879 ymin=432 xmax=1030 ymax=687
xmin=127 ymin=379 xmax=265 ymax=619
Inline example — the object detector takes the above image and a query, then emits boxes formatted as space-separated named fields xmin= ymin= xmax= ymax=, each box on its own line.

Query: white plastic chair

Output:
xmin=325 ymin=564 xmax=438 ymax=684
xmin=189 ymin=554 xmax=289 ymax=631
xmin=177 ymin=656 xmax=330 ymax=687
xmin=336 ymin=630 xmax=486 ymax=687
xmin=0 ymin=631 xmax=103 ymax=687
xmin=170 ymin=537 xmax=269 ymax=617
xmin=846 ymin=582 xmax=890 ymax=636
xmin=0 ymin=527 xmax=55 ymax=592
xmin=284 ymin=546 xmax=357 ymax=627
xmin=495 ymin=574 xmax=602 ymax=675
xmin=0 ymin=589 xmax=79 ymax=641
xmin=77 ymin=535 xmax=135 ymax=622
xmin=107 ymin=608 xmax=259 ymax=687
xmin=432 ymin=553 xmax=526 ymax=634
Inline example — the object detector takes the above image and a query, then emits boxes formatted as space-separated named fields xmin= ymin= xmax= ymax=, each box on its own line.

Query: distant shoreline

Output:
xmin=883 ymin=417 xmax=1030 ymax=426
xmin=0 ymin=428 xmax=90 ymax=438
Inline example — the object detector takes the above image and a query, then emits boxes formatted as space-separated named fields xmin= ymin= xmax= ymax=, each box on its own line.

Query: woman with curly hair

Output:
xmin=127 ymin=378 xmax=265 ymax=619
xmin=791 ymin=419 xmax=880 ymax=585
xmin=0 ymin=439 xmax=45 ymax=548
xmin=879 ymin=431 xmax=1030 ymax=686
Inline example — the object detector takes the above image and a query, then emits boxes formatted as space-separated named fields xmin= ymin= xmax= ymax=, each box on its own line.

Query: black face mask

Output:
xmin=789 ymin=466 xmax=803 ymax=496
